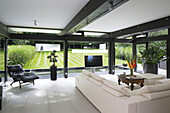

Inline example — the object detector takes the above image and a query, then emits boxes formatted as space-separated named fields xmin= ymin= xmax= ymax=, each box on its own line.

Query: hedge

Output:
xmin=8 ymin=45 xmax=36 ymax=66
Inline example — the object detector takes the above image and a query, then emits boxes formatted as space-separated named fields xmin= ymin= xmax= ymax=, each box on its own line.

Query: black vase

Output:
xmin=50 ymin=65 xmax=57 ymax=80
xmin=143 ymin=63 xmax=158 ymax=74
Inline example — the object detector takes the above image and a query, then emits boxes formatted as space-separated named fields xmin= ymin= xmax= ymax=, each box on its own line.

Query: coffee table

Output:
xmin=118 ymin=75 xmax=145 ymax=91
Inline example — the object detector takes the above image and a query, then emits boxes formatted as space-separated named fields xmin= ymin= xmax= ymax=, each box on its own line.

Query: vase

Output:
xmin=130 ymin=68 xmax=133 ymax=75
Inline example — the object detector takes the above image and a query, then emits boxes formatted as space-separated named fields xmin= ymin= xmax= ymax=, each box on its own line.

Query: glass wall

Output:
xmin=136 ymin=44 xmax=146 ymax=73
xmin=0 ymin=37 xmax=4 ymax=79
xmin=149 ymin=29 xmax=168 ymax=37
xmin=149 ymin=41 xmax=167 ymax=76
xmin=115 ymin=43 xmax=132 ymax=74
xmin=7 ymin=39 xmax=64 ymax=78
xmin=68 ymin=41 xmax=108 ymax=76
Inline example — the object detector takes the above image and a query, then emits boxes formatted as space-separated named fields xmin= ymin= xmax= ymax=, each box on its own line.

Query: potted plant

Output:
xmin=47 ymin=50 xmax=58 ymax=80
xmin=139 ymin=46 xmax=167 ymax=74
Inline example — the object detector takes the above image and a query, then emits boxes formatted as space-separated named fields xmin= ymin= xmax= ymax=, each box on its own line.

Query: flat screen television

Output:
xmin=85 ymin=55 xmax=103 ymax=67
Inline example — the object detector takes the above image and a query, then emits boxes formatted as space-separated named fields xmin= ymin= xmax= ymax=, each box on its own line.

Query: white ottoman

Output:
xmin=137 ymin=73 xmax=166 ymax=85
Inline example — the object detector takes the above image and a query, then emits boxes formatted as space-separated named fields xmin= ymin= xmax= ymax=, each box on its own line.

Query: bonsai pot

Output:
xmin=50 ymin=65 xmax=57 ymax=80
xmin=143 ymin=63 xmax=158 ymax=74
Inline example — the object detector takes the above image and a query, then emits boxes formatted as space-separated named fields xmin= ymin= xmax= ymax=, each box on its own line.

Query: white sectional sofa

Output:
xmin=75 ymin=70 xmax=170 ymax=113
xmin=137 ymin=73 xmax=165 ymax=85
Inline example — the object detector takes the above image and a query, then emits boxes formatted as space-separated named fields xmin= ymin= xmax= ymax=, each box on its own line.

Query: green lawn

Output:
xmin=23 ymin=51 xmax=126 ymax=69
xmin=0 ymin=51 xmax=4 ymax=71
xmin=0 ymin=50 xmax=127 ymax=70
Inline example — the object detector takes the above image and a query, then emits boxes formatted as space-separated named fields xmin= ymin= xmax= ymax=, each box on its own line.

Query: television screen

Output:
xmin=85 ymin=55 xmax=103 ymax=67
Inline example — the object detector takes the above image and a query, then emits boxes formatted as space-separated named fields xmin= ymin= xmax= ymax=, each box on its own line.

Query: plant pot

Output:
xmin=143 ymin=63 xmax=158 ymax=74
xmin=50 ymin=65 xmax=57 ymax=80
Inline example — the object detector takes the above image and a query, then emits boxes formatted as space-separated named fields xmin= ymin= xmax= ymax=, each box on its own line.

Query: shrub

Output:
xmin=8 ymin=45 xmax=36 ymax=66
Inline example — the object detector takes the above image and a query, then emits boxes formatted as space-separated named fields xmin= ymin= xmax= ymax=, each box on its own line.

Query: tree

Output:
xmin=12 ymin=39 xmax=30 ymax=45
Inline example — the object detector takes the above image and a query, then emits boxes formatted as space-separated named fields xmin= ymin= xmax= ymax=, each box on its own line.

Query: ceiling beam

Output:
xmin=110 ymin=16 xmax=170 ymax=38
xmin=0 ymin=22 xmax=9 ymax=38
xmin=114 ymin=39 xmax=132 ymax=43
xmin=63 ymin=0 xmax=128 ymax=35
xmin=10 ymin=33 xmax=111 ymax=42
xmin=10 ymin=33 xmax=65 ymax=41
xmin=7 ymin=25 xmax=62 ymax=31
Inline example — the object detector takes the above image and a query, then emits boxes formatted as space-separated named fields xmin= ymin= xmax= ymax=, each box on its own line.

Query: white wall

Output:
xmin=99 ymin=44 xmax=106 ymax=50
xmin=36 ymin=44 xmax=60 ymax=51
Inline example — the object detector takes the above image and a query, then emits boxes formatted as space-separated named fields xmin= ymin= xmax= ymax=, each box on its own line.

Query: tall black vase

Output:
xmin=143 ymin=63 xmax=158 ymax=74
xmin=50 ymin=65 xmax=57 ymax=80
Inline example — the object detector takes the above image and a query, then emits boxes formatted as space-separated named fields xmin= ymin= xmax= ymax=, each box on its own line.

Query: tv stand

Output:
xmin=91 ymin=67 xmax=95 ymax=73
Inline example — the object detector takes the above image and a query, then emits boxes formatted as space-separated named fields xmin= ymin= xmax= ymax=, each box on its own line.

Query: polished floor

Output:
xmin=1 ymin=77 xmax=100 ymax=113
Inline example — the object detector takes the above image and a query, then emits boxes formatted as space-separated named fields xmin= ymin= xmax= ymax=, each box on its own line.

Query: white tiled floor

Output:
xmin=1 ymin=78 xmax=100 ymax=113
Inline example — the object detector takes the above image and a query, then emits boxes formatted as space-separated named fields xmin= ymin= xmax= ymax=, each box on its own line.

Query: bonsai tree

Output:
xmin=47 ymin=50 xmax=58 ymax=66
xmin=139 ymin=46 xmax=167 ymax=74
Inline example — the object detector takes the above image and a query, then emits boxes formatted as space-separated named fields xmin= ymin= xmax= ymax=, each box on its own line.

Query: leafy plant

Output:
xmin=8 ymin=45 xmax=36 ymax=66
xmin=47 ymin=50 xmax=58 ymax=66
xmin=139 ymin=46 xmax=167 ymax=64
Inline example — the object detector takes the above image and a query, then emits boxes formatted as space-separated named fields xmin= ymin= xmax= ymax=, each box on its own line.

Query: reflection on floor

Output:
xmin=1 ymin=78 xmax=100 ymax=113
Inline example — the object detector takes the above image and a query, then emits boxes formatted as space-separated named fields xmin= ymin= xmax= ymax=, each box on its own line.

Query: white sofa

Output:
xmin=137 ymin=73 xmax=165 ymax=85
xmin=75 ymin=70 xmax=170 ymax=113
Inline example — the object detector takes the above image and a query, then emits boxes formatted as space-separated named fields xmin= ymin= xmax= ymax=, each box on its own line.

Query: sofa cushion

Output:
xmin=142 ymin=90 xmax=170 ymax=100
xmin=103 ymin=79 xmax=130 ymax=97
xmin=89 ymin=77 xmax=102 ymax=87
xmin=102 ymin=84 xmax=125 ymax=97
xmin=79 ymin=74 xmax=89 ymax=80
xmin=138 ymin=82 xmax=170 ymax=95
xmin=82 ymin=70 xmax=91 ymax=76
xmin=91 ymin=73 xmax=105 ymax=82
xmin=138 ymin=73 xmax=165 ymax=80
xmin=156 ymin=79 xmax=170 ymax=84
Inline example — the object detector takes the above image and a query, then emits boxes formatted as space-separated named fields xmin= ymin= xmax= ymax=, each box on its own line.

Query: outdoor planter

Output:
xmin=143 ymin=63 xmax=158 ymax=74
xmin=50 ymin=65 xmax=57 ymax=80
xmin=47 ymin=50 xmax=58 ymax=81
xmin=140 ymin=46 xmax=167 ymax=74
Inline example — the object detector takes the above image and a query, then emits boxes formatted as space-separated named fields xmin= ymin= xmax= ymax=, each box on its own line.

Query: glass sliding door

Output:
xmin=149 ymin=41 xmax=167 ymax=76
xmin=0 ymin=37 xmax=4 ymax=81
xmin=115 ymin=43 xmax=132 ymax=74
xmin=7 ymin=39 xmax=64 ymax=78
xmin=136 ymin=44 xmax=146 ymax=73
xmin=68 ymin=41 xmax=108 ymax=76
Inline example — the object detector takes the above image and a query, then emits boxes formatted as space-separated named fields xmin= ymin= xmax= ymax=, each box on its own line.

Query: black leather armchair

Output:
xmin=7 ymin=65 xmax=39 ymax=88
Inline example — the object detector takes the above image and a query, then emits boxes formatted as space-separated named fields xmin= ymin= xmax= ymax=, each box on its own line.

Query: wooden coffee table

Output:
xmin=118 ymin=75 xmax=145 ymax=91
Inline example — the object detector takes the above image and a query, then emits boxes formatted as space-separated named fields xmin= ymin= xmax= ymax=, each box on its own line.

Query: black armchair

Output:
xmin=7 ymin=65 xmax=39 ymax=88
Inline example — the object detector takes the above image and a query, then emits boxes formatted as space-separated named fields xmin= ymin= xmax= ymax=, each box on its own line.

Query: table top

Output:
xmin=118 ymin=74 xmax=145 ymax=80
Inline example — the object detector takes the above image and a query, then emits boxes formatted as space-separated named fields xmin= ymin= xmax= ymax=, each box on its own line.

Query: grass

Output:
xmin=0 ymin=50 xmax=127 ymax=70
xmin=23 ymin=51 xmax=126 ymax=69
xmin=0 ymin=51 xmax=4 ymax=70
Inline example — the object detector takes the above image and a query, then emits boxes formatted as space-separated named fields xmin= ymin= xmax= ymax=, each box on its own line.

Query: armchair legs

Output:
xmin=10 ymin=80 xmax=35 ymax=89
xmin=10 ymin=81 xmax=15 ymax=86
xmin=19 ymin=81 xmax=21 ymax=89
